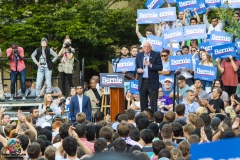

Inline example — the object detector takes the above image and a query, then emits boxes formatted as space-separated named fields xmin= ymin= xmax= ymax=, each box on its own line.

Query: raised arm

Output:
xmin=136 ymin=19 xmax=143 ymax=39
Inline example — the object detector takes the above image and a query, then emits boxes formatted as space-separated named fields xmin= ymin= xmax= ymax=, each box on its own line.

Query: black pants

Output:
xmin=224 ymin=86 xmax=237 ymax=97
xmin=140 ymin=79 xmax=158 ymax=112
xmin=61 ymin=72 xmax=73 ymax=96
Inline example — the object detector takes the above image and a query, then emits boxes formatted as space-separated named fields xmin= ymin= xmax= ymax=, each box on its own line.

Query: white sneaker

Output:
xmin=22 ymin=96 xmax=26 ymax=101
xmin=9 ymin=97 xmax=13 ymax=101
xmin=34 ymin=97 xmax=40 ymax=101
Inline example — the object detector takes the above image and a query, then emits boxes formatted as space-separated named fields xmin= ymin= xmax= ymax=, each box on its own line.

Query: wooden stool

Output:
xmin=101 ymin=93 xmax=110 ymax=117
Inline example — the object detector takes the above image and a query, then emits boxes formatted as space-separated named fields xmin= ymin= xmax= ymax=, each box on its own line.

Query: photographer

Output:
xmin=38 ymin=93 xmax=61 ymax=124
xmin=55 ymin=95 xmax=66 ymax=116
xmin=58 ymin=35 xmax=75 ymax=96
xmin=6 ymin=42 xmax=26 ymax=101
xmin=31 ymin=38 xmax=58 ymax=101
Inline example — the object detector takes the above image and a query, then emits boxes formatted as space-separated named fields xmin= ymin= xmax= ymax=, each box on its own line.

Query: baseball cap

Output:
xmin=164 ymin=78 xmax=173 ymax=83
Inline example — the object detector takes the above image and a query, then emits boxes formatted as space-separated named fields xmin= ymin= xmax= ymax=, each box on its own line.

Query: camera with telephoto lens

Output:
xmin=59 ymin=98 xmax=66 ymax=106
xmin=46 ymin=107 xmax=53 ymax=112
xmin=13 ymin=48 xmax=19 ymax=55
xmin=40 ymin=62 xmax=46 ymax=72
xmin=64 ymin=42 xmax=71 ymax=48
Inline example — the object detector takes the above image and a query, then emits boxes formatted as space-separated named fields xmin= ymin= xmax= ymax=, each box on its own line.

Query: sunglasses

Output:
xmin=161 ymin=55 xmax=168 ymax=57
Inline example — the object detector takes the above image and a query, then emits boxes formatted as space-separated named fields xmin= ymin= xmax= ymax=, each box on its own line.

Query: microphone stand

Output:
xmin=172 ymin=70 xmax=180 ymax=112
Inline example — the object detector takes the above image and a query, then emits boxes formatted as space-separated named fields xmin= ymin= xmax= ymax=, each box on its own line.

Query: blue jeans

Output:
xmin=36 ymin=67 xmax=52 ymax=97
xmin=10 ymin=68 xmax=26 ymax=96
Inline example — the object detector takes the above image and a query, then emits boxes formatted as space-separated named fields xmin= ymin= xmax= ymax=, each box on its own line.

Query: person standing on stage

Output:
xmin=58 ymin=35 xmax=75 ymax=96
xmin=6 ymin=43 xmax=26 ymax=101
xmin=31 ymin=38 xmax=58 ymax=101
xmin=135 ymin=41 xmax=162 ymax=112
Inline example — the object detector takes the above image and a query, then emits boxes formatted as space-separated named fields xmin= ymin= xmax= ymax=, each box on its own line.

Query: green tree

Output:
xmin=0 ymin=0 xmax=141 ymax=80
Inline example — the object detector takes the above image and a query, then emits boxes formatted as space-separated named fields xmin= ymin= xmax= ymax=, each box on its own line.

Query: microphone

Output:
xmin=143 ymin=57 xmax=147 ymax=69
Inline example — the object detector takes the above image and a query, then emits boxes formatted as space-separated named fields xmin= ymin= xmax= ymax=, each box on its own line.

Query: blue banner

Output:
xmin=205 ymin=0 xmax=221 ymax=8
xmin=145 ymin=0 xmax=164 ymax=9
xmin=212 ymin=43 xmax=236 ymax=59
xmin=235 ymin=38 xmax=240 ymax=54
xmin=194 ymin=64 xmax=217 ymax=81
xmin=198 ymin=42 xmax=213 ymax=55
xmin=222 ymin=0 xmax=240 ymax=8
xmin=176 ymin=0 xmax=198 ymax=12
xmin=184 ymin=24 xmax=207 ymax=40
xmin=147 ymin=35 xmax=163 ymax=52
xmin=137 ymin=9 xmax=159 ymax=24
xmin=112 ymin=58 xmax=136 ymax=72
xmin=162 ymin=27 xmax=184 ymax=44
xmin=129 ymin=80 xmax=139 ymax=94
xmin=100 ymin=73 xmax=124 ymax=88
xmin=190 ymin=0 xmax=206 ymax=15
xmin=169 ymin=54 xmax=193 ymax=71
xmin=159 ymin=7 xmax=176 ymax=22
xmin=191 ymin=138 xmax=240 ymax=159
xmin=167 ymin=0 xmax=176 ymax=3
xmin=210 ymin=31 xmax=233 ymax=46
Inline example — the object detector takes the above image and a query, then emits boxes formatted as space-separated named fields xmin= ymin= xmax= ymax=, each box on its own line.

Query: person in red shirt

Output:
xmin=6 ymin=42 xmax=26 ymax=101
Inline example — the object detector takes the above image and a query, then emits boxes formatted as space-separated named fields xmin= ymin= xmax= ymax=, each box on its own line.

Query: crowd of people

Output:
xmin=0 ymin=2 xmax=240 ymax=160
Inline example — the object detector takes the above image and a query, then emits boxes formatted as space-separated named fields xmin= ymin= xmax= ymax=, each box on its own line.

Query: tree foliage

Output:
xmin=210 ymin=3 xmax=240 ymax=40
xmin=0 ymin=0 xmax=141 ymax=78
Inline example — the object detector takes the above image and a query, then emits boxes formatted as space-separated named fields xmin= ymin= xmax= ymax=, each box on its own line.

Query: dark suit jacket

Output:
xmin=70 ymin=94 xmax=92 ymax=121
xmin=136 ymin=50 xmax=162 ymax=91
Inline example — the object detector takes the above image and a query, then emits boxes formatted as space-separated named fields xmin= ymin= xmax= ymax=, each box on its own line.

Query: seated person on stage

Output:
xmin=201 ymin=87 xmax=225 ymax=115
xmin=127 ymin=94 xmax=141 ymax=110
xmin=38 ymin=93 xmax=61 ymax=125
xmin=40 ymin=81 xmax=62 ymax=97
xmin=170 ymin=75 xmax=190 ymax=103
xmin=157 ymin=87 xmax=173 ymax=112
xmin=210 ymin=79 xmax=229 ymax=107
xmin=182 ymin=90 xmax=200 ymax=117
xmin=162 ymin=78 xmax=173 ymax=96
xmin=193 ymin=79 xmax=211 ymax=104
xmin=17 ymin=79 xmax=36 ymax=98
xmin=3 ymin=84 xmax=11 ymax=98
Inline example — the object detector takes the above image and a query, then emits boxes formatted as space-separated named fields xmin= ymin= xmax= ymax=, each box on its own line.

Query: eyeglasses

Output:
xmin=161 ymin=55 xmax=168 ymax=57
xmin=178 ymin=81 xmax=183 ymax=84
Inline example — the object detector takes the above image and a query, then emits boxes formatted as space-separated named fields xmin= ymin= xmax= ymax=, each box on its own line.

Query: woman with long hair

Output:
xmin=199 ymin=51 xmax=214 ymax=91
xmin=58 ymin=35 xmax=75 ymax=96
xmin=65 ymin=87 xmax=76 ymax=121
xmin=217 ymin=56 xmax=239 ymax=96
xmin=38 ymin=93 xmax=61 ymax=124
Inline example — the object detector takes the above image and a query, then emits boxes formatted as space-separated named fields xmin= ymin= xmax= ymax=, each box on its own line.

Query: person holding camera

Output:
xmin=31 ymin=38 xmax=58 ymax=101
xmin=58 ymin=35 xmax=75 ymax=96
xmin=38 ymin=93 xmax=61 ymax=124
xmin=6 ymin=42 xmax=26 ymax=101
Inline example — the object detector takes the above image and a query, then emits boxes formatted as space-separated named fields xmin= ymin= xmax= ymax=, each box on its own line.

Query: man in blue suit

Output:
xmin=70 ymin=85 xmax=92 ymax=122
xmin=136 ymin=41 xmax=162 ymax=112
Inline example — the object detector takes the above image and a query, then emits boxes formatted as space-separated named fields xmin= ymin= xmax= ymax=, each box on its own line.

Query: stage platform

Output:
xmin=0 ymin=97 xmax=43 ymax=108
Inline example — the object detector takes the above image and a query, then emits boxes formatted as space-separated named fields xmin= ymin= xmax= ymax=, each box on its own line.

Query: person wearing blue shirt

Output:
xmin=183 ymin=90 xmax=200 ymax=117
xmin=170 ymin=75 xmax=190 ymax=103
